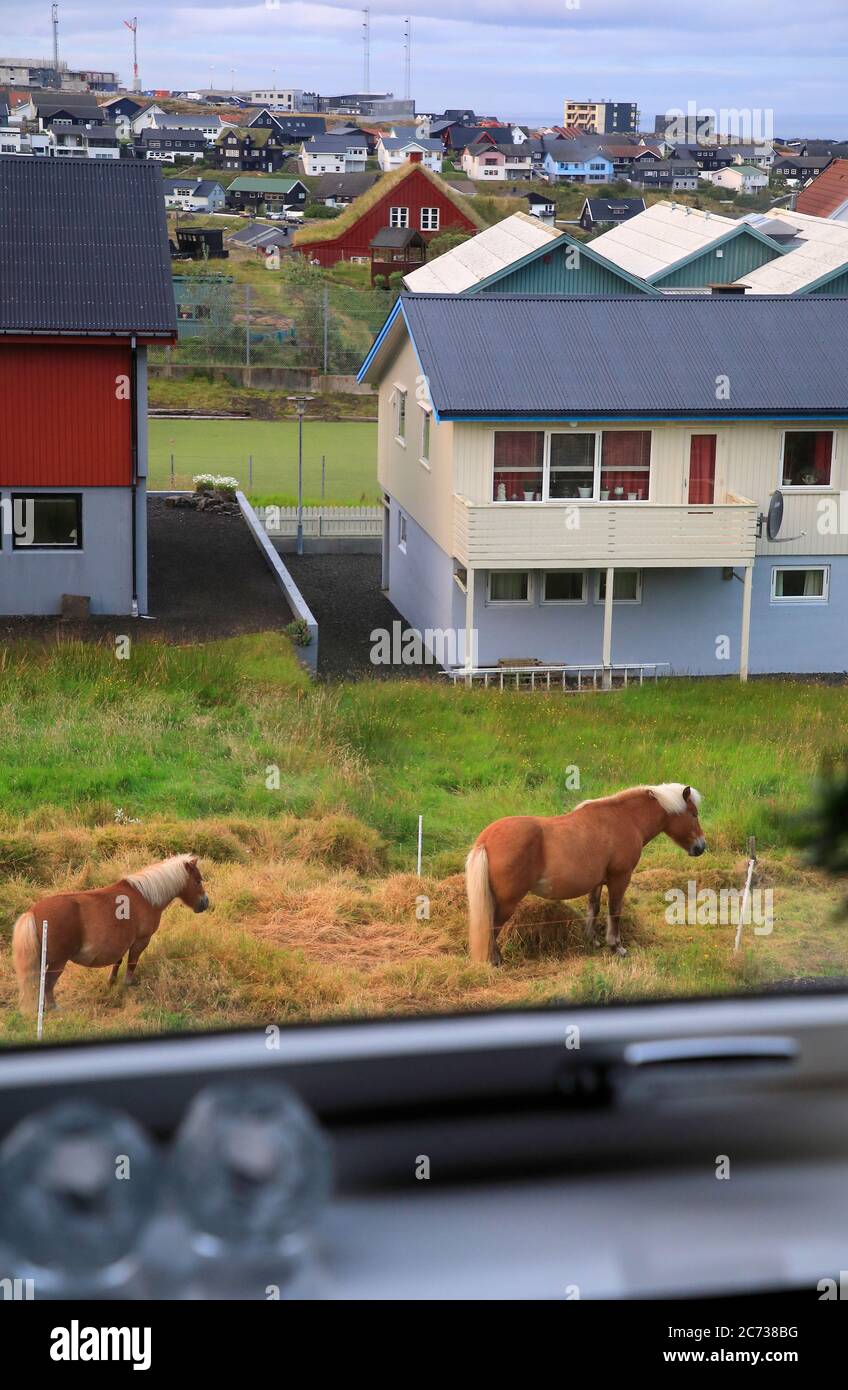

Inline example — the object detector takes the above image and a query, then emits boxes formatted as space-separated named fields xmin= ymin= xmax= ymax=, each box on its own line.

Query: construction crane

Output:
xmin=123 ymin=16 xmax=140 ymax=93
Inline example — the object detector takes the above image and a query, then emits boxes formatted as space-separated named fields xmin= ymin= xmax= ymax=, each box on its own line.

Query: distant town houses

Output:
xmin=580 ymin=196 xmax=646 ymax=232
xmin=137 ymin=127 xmax=207 ymax=163
xmin=628 ymin=158 xmax=700 ymax=192
xmin=299 ymin=134 xmax=368 ymax=175
xmin=215 ymin=125 xmax=290 ymax=173
xmin=312 ymin=172 xmax=378 ymax=207
xmin=224 ymin=175 xmax=308 ymax=215
xmin=701 ymin=164 xmax=769 ymax=194
xmin=542 ymin=139 xmax=614 ymax=184
xmin=377 ymin=135 xmax=443 ymax=173
xmin=461 ymin=136 xmax=532 ymax=181
xmin=772 ymin=154 xmax=833 ymax=183
xmin=162 ymin=176 xmax=227 ymax=213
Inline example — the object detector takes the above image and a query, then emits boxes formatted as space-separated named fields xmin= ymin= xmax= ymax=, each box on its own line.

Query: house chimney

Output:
xmin=709 ymin=283 xmax=749 ymax=295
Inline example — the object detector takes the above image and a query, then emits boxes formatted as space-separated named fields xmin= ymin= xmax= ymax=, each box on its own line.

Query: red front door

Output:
xmin=688 ymin=434 xmax=717 ymax=504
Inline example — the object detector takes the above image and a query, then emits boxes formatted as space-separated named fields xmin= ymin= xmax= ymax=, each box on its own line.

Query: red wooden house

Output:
xmin=294 ymin=161 xmax=483 ymax=268
xmin=0 ymin=157 xmax=176 ymax=615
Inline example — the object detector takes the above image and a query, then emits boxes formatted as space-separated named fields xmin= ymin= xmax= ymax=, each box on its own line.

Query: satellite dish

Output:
xmin=757 ymin=489 xmax=805 ymax=543
xmin=766 ymin=489 xmax=784 ymax=541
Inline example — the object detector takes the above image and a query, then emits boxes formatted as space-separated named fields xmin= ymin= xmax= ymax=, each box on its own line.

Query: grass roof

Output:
xmin=293 ymin=162 xmax=486 ymax=245
xmin=215 ymin=126 xmax=273 ymax=147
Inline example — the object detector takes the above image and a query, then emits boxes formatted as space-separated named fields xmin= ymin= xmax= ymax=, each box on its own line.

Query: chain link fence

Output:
xmin=152 ymin=259 xmax=392 ymax=376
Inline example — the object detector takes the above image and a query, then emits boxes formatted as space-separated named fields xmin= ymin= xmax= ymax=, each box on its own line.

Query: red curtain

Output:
xmin=601 ymin=431 xmax=651 ymax=500
xmin=688 ymin=435 xmax=716 ymax=504
xmin=493 ymin=432 xmax=544 ymax=501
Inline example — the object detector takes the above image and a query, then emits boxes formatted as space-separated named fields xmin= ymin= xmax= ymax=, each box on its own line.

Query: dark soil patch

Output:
xmin=0 ymin=495 xmax=294 ymax=646
xmin=283 ymin=552 xmax=441 ymax=682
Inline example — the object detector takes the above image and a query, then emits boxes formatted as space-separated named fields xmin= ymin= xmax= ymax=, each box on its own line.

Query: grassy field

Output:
xmin=0 ymin=634 xmax=846 ymax=1046
xmin=148 ymin=417 xmax=379 ymax=503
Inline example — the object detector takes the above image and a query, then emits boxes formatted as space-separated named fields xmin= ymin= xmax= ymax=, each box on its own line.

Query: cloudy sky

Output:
xmin=5 ymin=0 xmax=848 ymax=136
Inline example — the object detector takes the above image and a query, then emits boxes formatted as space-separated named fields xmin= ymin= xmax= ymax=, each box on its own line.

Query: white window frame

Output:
xmin=541 ymin=570 xmax=588 ymax=605
xmin=486 ymin=570 xmax=534 ymax=606
xmin=419 ymin=405 xmax=431 ymax=469
xmin=420 ymin=207 xmax=440 ymax=232
xmin=770 ymin=565 xmax=829 ymax=604
xmin=397 ymin=511 xmax=408 ymax=553
xmin=389 ymin=205 xmax=409 ymax=228
xmin=594 ymin=570 xmax=643 ymax=605
xmin=778 ymin=429 xmax=835 ymax=492
xmin=394 ymin=386 xmax=407 ymax=445
xmin=491 ymin=430 xmax=653 ymax=504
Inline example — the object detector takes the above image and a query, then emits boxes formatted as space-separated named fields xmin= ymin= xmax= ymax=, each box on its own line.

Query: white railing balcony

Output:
xmin=453 ymin=493 xmax=758 ymax=569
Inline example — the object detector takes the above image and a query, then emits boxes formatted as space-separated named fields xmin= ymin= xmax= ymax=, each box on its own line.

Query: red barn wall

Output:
xmin=0 ymin=343 xmax=132 ymax=487
xmin=297 ymin=166 xmax=479 ymax=267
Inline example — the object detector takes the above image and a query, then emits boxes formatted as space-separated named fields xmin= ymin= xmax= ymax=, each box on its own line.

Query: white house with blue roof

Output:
xmin=359 ymin=293 xmax=848 ymax=681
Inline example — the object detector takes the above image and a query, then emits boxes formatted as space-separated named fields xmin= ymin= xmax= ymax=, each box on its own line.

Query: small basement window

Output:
xmin=11 ymin=494 xmax=82 ymax=549
xmin=771 ymin=566 xmax=829 ymax=602
xmin=488 ymin=571 xmax=531 ymax=604
xmin=596 ymin=570 xmax=642 ymax=604
xmin=543 ymin=571 xmax=587 ymax=604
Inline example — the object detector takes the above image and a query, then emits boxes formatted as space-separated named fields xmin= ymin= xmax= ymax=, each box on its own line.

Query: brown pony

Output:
xmin=12 ymin=853 xmax=209 ymax=1012
xmin=466 ymin=783 xmax=705 ymax=965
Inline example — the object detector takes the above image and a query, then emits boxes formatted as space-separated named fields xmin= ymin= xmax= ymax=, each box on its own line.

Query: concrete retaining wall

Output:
xmin=236 ymin=491 xmax=319 ymax=675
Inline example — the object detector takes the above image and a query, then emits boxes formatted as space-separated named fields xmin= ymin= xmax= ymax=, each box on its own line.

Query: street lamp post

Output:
xmin=288 ymin=396 xmax=313 ymax=555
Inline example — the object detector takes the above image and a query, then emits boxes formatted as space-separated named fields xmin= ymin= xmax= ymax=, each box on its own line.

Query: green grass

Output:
xmin=148 ymin=417 xmax=379 ymax=500
xmin=0 ymin=636 xmax=845 ymax=1042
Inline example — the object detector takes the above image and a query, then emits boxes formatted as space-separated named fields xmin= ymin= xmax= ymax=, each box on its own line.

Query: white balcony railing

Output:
xmin=453 ymin=494 xmax=758 ymax=569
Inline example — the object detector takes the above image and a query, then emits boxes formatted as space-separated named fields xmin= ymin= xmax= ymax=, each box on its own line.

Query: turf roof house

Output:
xmin=0 ymin=158 xmax=176 ymax=616
xmin=294 ymin=163 xmax=483 ymax=268
xmin=359 ymin=293 xmax=848 ymax=679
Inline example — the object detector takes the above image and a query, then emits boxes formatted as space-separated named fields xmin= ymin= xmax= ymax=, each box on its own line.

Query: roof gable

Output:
xmin=294 ymin=162 xmax=485 ymax=247
xmin=796 ymin=159 xmax=848 ymax=218
xmin=468 ymin=228 xmax=658 ymax=296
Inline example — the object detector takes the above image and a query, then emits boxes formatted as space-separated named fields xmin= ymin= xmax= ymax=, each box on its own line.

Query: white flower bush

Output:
xmin=192 ymin=474 xmax=241 ymax=496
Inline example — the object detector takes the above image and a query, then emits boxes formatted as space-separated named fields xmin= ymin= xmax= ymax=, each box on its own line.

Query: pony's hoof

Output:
xmin=127 ymin=975 xmax=139 ymax=987
xmin=612 ymin=945 xmax=627 ymax=958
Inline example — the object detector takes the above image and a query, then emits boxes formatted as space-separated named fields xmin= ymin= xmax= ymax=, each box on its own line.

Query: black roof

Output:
xmin=139 ymin=126 xmax=206 ymax=144
xmin=364 ymin=294 xmax=848 ymax=418
xmin=370 ymin=227 xmax=426 ymax=249
xmin=584 ymin=197 xmax=645 ymax=217
xmin=0 ymin=158 xmax=176 ymax=337
xmin=36 ymin=96 xmax=104 ymax=122
xmin=313 ymin=172 xmax=377 ymax=198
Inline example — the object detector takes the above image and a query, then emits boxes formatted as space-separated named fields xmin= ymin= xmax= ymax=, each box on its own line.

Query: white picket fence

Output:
xmin=257 ymin=505 xmax=383 ymax=538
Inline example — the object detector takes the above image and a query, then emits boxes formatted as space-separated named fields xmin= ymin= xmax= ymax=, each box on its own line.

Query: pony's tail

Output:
xmin=466 ymin=845 xmax=496 ymax=964
xmin=12 ymin=912 xmax=41 ymax=1012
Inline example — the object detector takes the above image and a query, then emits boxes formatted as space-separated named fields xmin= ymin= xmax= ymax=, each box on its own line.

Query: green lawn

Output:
xmin=148 ymin=417 xmax=379 ymax=503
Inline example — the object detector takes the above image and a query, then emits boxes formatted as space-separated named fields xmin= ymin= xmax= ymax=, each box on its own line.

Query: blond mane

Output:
xmin=126 ymin=854 xmax=194 ymax=908
xmin=575 ymin=783 xmax=701 ymax=815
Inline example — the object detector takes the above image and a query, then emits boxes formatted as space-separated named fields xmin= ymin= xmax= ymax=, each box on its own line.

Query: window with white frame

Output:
xmin=494 ymin=429 xmax=651 ymax=502
xmin=542 ymin=571 xmax=587 ymax=604
xmin=595 ymin=570 xmax=642 ymax=604
xmin=488 ymin=571 xmax=532 ymax=604
xmin=389 ymin=205 xmax=409 ymax=228
xmin=397 ymin=511 xmax=407 ymax=551
xmin=771 ymin=566 xmax=829 ymax=602
xmin=781 ymin=431 xmax=833 ymax=488
xmin=394 ymin=388 xmax=407 ymax=442
xmin=420 ymin=406 xmax=431 ymax=465
xmin=420 ymin=207 xmax=440 ymax=231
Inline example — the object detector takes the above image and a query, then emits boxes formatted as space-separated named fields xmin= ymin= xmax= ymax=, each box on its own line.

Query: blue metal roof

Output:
xmin=359 ymin=293 xmax=848 ymax=420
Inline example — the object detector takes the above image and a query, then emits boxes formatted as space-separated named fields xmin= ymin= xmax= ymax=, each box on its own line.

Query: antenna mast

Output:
xmin=362 ymin=8 xmax=370 ymax=93
xmin=51 ymin=3 xmax=59 ymax=73
xmin=123 ymin=16 xmax=140 ymax=93
xmin=403 ymin=17 xmax=411 ymax=101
